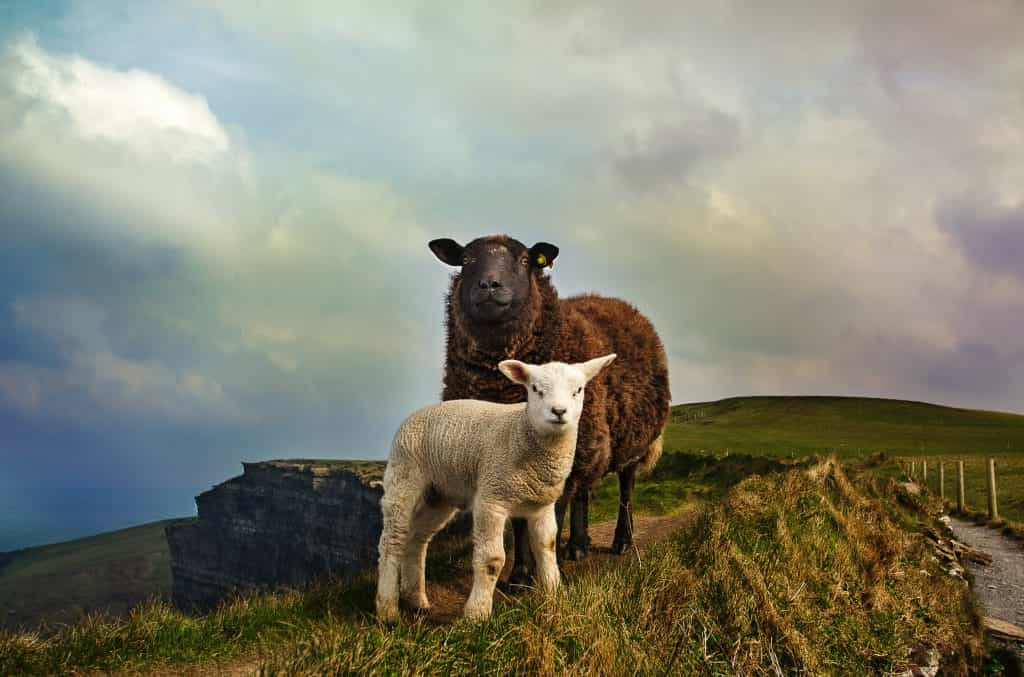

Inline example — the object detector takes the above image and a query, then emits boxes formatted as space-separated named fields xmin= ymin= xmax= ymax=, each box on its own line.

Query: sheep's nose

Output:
xmin=551 ymin=407 xmax=567 ymax=418
xmin=478 ymin=278 xmax=502 ymax=290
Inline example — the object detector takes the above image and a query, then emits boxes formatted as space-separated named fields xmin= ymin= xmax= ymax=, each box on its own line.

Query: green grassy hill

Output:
xmin=0 ymin=519 xmax=187 ymax=631
xmin=667 ymin=395 xmax=1024 ymax=457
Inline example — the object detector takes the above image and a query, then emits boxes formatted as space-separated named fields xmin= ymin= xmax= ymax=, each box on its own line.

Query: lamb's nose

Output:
xmin=551 ymin=407 xmax=567 ymax=418
xmin=478 ymin=278 xmax=502 ymax=290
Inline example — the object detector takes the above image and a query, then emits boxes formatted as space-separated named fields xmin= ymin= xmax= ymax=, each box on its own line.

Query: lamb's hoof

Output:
xmin=376 ymin=600 xmax=400 ymax=625
xmin=564 ymin=542 xmax=588 ymax=561
xmin=610 ymin=538 xmax=632 ymax=555
xmin=507 ymin=566 xmax=534 ymax=592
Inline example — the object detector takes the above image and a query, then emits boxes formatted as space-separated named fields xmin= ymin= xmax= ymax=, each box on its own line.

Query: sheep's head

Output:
xmin=498 ymin=355 xmax=616 ymax=436
xmin=429 ymin=235 xmax=558 ymax=324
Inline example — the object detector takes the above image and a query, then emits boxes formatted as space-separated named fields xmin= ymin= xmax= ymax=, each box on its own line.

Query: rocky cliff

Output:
xmin=166 ymin=459 xmax=389 ymax=611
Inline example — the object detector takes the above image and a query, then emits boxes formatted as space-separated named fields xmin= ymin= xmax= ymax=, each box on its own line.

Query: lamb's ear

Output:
xmin=579 ymin=353 xmax=616 ymax=382
xmin=528 ymin=242 xmax=559 ymax=269
xmin=429 ymin=238 xmax=465 ymax=266
xmin=498 ymin=359 xmax=531 ymax=385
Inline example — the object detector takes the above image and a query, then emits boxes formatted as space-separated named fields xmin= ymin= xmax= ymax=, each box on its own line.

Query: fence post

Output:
xmin=957 ymin=460 xmax=965 ymax=512
xmin=939 ymin=462 xmax=945 ymax=500
xmin=923 ymin=460 xmax=928 ymax=485
xmin=987 ymin=457 xmax=999 ymax=521
xmin=911 ymin=460 xmax=916 ymax=480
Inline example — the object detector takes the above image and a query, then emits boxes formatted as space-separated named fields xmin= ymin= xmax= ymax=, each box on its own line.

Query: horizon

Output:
xmin=2 ymin=2 xmax=1023 ymax=515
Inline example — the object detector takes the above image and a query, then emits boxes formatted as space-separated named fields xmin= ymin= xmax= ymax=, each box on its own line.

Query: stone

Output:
xmin=166 ymin=459 xmax=459 ymax=611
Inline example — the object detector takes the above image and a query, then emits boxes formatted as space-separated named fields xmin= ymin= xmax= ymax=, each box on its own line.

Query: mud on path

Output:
xmin=420 ymin=509 xmax=698 ymax=623
xmin=947 ymin=517 xmax=1024 ymax=629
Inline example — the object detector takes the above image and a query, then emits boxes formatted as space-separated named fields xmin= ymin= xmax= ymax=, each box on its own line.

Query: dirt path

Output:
xmin=947 ymin=517 xmax=1024 ymax=628
xmin=419 ymin=509 xmax=698 ymax=622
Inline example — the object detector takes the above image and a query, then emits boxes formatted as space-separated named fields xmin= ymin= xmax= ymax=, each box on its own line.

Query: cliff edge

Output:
xmin=166 ymin=459 xmax=386 ymax=611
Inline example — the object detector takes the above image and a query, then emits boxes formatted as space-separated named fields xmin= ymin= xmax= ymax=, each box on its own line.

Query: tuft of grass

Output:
xmin=588 ymin=450 xmax=808 ymax=523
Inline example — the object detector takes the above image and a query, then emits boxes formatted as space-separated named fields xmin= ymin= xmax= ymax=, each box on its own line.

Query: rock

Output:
xmin=166 ymin=459 xmax=466 ymax=612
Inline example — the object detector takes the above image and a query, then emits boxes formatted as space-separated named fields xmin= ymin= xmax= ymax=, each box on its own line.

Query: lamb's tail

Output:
xmin=637 ymin=428 xmax=664 ymax=475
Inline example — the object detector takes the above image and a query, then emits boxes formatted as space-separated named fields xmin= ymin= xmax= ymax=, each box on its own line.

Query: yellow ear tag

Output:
xmin=535 ymin=253 xmax=547 ymax=267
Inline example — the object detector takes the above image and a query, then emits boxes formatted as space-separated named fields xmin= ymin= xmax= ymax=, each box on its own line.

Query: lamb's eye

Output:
xmin=462 ymin=255 xmax=472 ymax=265
xmin=573 ymin=387 xmax=582 ymax=397
xmin=531 ymin=385 xmax=544 ymax=397
xmin=519 ymin=257 xmax=529 ymax=267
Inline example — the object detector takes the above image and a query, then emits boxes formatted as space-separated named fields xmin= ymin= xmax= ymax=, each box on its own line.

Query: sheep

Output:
xmin=375 ymin=354 xmax=617 ymax=622
xmin=428 ymin=235 xmax=671 ymax=586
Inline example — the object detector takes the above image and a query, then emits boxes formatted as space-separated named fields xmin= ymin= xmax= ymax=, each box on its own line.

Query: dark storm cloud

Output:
xmin=937 ymin=196 xmax=1024 ymax=282
xmin=607 ymin=108 xmax=742 ymax=190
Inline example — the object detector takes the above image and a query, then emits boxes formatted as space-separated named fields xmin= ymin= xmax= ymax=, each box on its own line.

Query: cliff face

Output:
xmin=166 ymin=460 xmax=388 ymax=611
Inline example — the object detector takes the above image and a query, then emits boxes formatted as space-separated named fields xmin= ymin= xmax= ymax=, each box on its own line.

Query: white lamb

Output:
xmin=375 ymin=353 xmax=616 ymax=622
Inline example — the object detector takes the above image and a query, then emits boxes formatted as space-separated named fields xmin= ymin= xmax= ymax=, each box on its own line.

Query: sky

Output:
xmin=1 ymin=1 xmax=1023 ymax=494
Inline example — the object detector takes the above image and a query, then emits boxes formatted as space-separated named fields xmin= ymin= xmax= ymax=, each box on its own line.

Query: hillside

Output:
xmin=0 ymin=520 xmax=186 ymax=630
xmin=668 ymin=395 xmax=1024 ymax=457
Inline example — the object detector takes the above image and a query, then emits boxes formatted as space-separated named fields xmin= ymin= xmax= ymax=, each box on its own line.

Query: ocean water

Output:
xmin=0 ymin=487 xmax=201 ymax=552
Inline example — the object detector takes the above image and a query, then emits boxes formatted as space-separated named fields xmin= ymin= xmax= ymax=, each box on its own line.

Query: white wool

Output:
xmin=376 ymin=354 xmax=615 ymax=622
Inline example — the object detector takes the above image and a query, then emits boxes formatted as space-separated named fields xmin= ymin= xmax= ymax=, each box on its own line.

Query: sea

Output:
xmin=0 ymin=487 xmax=201 ymax=552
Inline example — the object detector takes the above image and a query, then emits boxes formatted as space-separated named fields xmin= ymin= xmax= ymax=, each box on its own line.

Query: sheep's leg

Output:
xmin=464 ymin=504 xmax=508 ymax=620
xmin=611 ymin=464 xmax=637 ymax=555
xmin=564 ymin=490 xmax=590 ymax=561
xmin=507 ymin=518 xmax=535 ymax=589
xmin=553 ymin=494 xmax=569 ymax=564
xmin=527 ymin=506 xmax=560 ymax=592
xmin=376 ymin=481 xmax=417 ymax=623
xmin=400 ymin=501 xmax=456 ymax=611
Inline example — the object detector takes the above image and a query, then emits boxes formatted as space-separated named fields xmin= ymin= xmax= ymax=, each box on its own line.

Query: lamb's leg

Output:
xmin=464 ymin=504 xmax=508 ymax=620
xmin=527 ymin=506 xmax=560 ymax=593
xmin=400 ymin=502 xmax=456 ymax=611
xmin=376 ymin=483 xmax=416 ymax=623
xmin=611 ymin=464 xmax=637 ymax=555
xmin=564 ymin=490 xmax=590 ymax=561
xmin=507 ymin=518 xmax=535 ymax=589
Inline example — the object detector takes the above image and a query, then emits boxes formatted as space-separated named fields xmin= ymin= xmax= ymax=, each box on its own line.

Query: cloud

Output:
xmin=0 ymin=296 xmax=241 ymax=422
xmin=3 ymin=2 xmax=1024 ymax=496
xmin=937 ymin=196 xmax=1024 ymax=282
xmin=8 ymin=33 xmax=228 ymax=164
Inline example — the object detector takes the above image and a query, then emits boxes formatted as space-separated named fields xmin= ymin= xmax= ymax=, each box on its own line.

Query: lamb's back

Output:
xmin=391 ymin=400 xmax=522 ymax=487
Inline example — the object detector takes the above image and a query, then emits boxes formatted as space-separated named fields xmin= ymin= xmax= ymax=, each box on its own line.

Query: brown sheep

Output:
xmin=429 ymin=234 xmax=670 ymax=584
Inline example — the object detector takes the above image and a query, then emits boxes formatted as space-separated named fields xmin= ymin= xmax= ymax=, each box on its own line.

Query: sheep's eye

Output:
xmin=519 ymin=256 xmax=529 ymax=267
xmin=531 ymin=384 xmax=544 ymax=397
xmin=462 ymin=255 xmax=472 ymax=265
xmin=573 ymin=387 xmax=582 ymax=396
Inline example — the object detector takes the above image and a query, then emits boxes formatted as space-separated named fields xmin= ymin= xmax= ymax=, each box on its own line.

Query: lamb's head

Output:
xmin=428 ymin=235 xmax=559 ymax=325
xmin=498 ymin=354 xmax=616 ymax=436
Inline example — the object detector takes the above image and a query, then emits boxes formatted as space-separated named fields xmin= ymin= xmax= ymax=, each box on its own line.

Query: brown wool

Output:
xmin=440 ymin=241 xmax=671 ymax=498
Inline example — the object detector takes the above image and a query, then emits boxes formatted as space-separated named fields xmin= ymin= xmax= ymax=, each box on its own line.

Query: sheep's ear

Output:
xmin=579 ymin=353 xmax=616 ymax=382
xmin=498 ymin=359 xmax=531 ymax=385
xmin=429 ymin=238 xmax=465 ymax=266
xmin=528 ymin=242 xmax=559 ymax=269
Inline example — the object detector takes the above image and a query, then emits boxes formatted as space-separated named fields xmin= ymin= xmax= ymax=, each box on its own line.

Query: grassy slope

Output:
xmin=666 ymin=395 xmax=1024 ymax=522
xmin=0 ymin=459 xmax=983 ymax=675
xmin=668 ymin=395 xmax=1024 ymax=457
xmin=0 ymin=520 xmax=186 ymax=631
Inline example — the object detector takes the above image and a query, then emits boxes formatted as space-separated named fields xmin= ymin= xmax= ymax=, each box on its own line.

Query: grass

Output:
xmin=589 ymin=451 xmax=808 ymax=523
xmin=670 ymin=396 xmax=1024 ymax=457
xmin=266 ymin=459 xmax=387 ymax=482
xmin=0 ymin=458 xmax=984 ymax=675
xmin=0 ymin=519 xmax=186 ymax=631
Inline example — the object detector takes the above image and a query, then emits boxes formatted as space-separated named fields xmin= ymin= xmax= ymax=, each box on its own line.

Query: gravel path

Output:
xmin=947 ymin=517 xmax=1024 ymax=627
